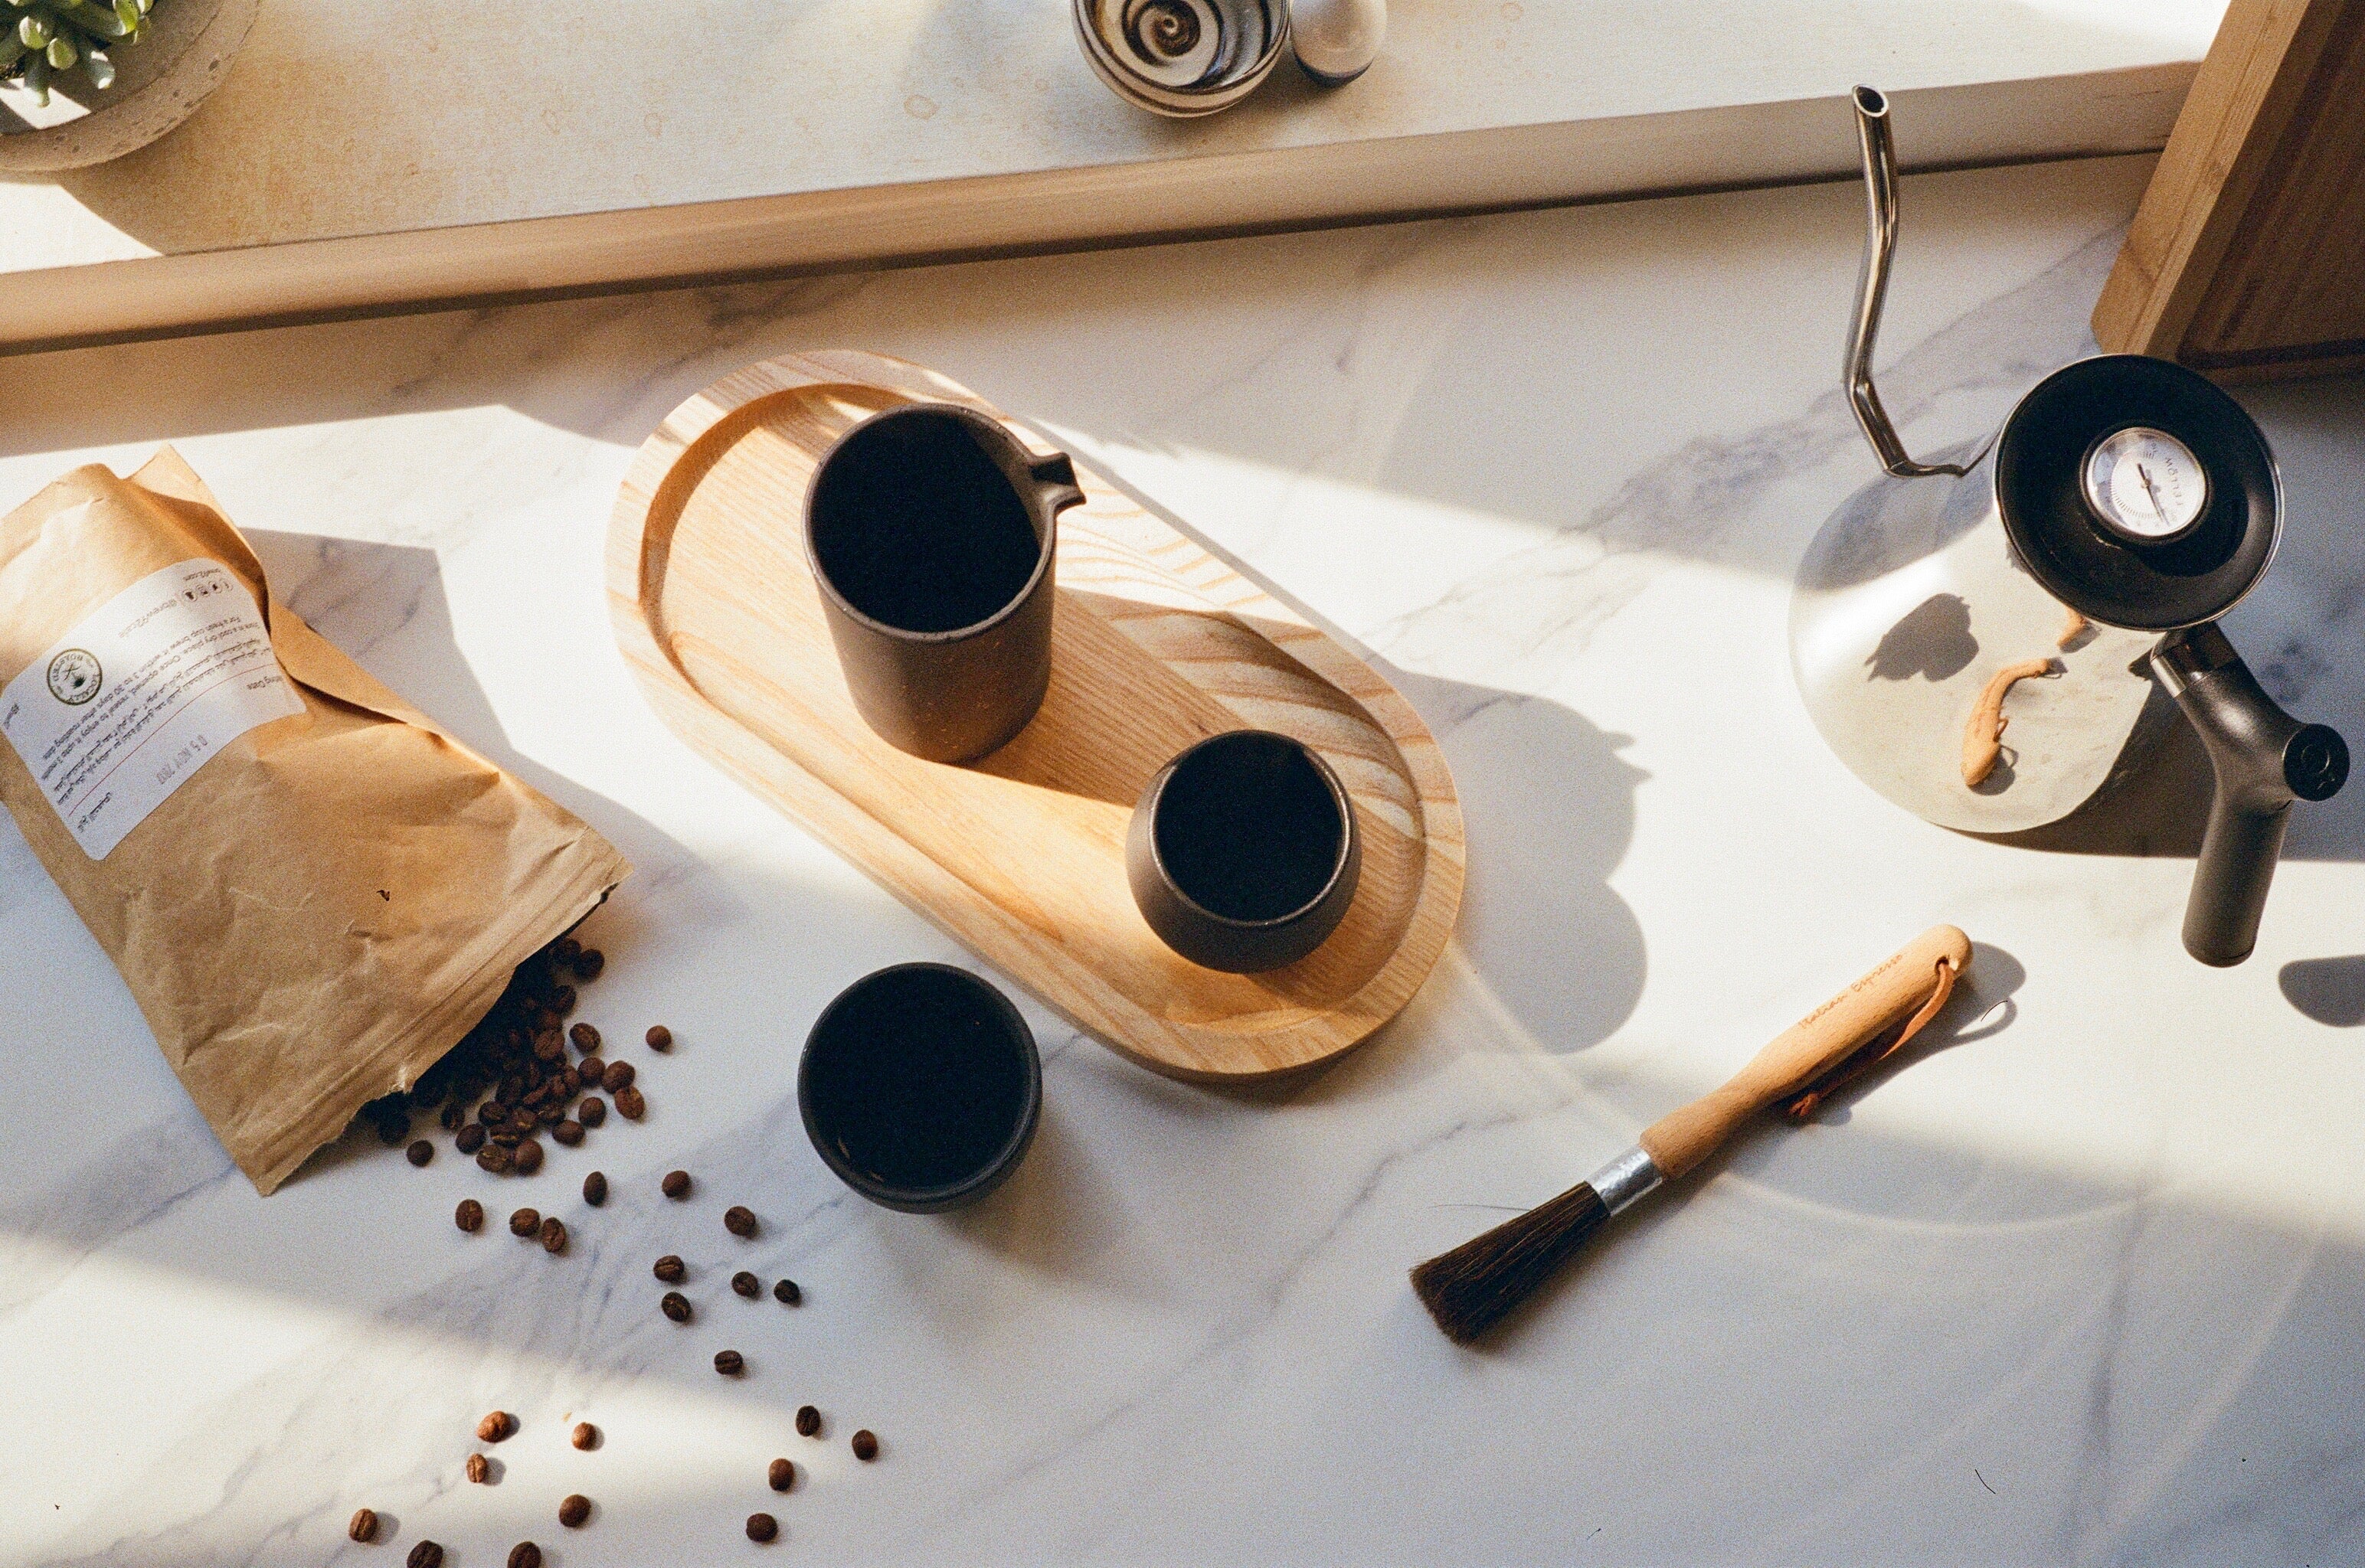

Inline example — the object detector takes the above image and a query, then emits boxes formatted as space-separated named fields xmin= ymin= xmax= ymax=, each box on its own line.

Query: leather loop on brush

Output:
xmin=1781 ymin=956 xmax=1958 ymax=1123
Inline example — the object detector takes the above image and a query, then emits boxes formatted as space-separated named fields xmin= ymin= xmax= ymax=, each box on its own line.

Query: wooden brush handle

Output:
xmin=1637 ymin=925 xmax=1971 ymax=1178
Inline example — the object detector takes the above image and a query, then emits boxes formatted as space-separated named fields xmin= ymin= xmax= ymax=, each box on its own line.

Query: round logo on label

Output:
xmin=47 ymin=648 xmax=102 ymax=706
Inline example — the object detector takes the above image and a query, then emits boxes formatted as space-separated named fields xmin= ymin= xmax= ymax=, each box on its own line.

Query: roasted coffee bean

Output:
xmin=557 ymin=1066 xmax=581 ymax=1095
xmin=514 ymin=1138 xmax=545 ymax=1175
xmin=713 ymin=1349 xmax=744 ymax=1377
xmin=510 ymin=1207 xmax=541 ymax=1237
xmin=851 ymin=1429 xmax=878 ymax=1462
xmin=660 ymin=1291 xmax=692 ymax=1323
xmin=569 ymin=1023 xmax=600 ymax=1052
xmin=653 ymin=1254 xmax=686 ymax=1284
xmin=576 ymin=1054 xmax=604 ymax=1084
xmin=645 ymin=1024 xmax=672 ymax=1052
xmin=724 ymin=1206 xmax=757 ymax=1239
xmin=466 ymin=1452 xmax=490 ymax=1484
xmin=795 ymin=1406 xmax=820 ymax=1438
xmin=489 ymin=1129 xmax=524 ymax=1149
xmin=407 ymin=1543 xmax=444 ymax=1568
xmin=575 ymin=949 xmax=605 ymax=980
xmin=440 ymin=1102 xmax=466 ymax=1131
xmin=477 ymin=1145 xmax=515 ymax=1175
xmin=407 ymin=1138 xmax=434 ymax=1168
xmin=577 ymin=1096 xmax=607 ymax=1129
xmin=571 ymin=1421 xmax=597 ymax=1451
xmin=554 ymin=936 xmax=583 ymax=965
xmin=601 ymin=1060 xmax=635 ymax=1093
xmin=479 ymin=1101 xmax=505 ymax=1126
xmin=661 ymin=1170 xmax=691 ymax=1200
xmin=478 ymin=1410 xmax=516 ymax=1443
xmin=456 ymin=1122 xmax=487 ymax=1155
xmin=582 ymin=1171 xmax=607 ymax=1206
xmin=508 ymin=1542 xmax=542 ymax=1568
xmin=456 ymin=1199 xmax=486 ymax=1233
xmin=558 ymin=1494 xmax=590 ymax=1528
xmin=540 ymin=1217 xmax=567 ymax=1254
xmin=349 ymin=1507 xmax=380 ymax=1543
xmin=509 ymin=1109 xmax=538 ymax=1135
xmin=774 ymin=1278 xmax=801 ymax=1306
xmin=732 ymin=1271 xmax=760 ymax=1298
xmin=746 ymin=1513 xmax=778 ymax=1544
xmin=535 ymin=1103 xmax=564 ymax=1129
xmin=533 ymin=1032 xmax=564 ymax=1064
xmin=551 ymin=1119 xmax=584 ymax=1148
xmin=552 ymin=982 xmax=577 ymax=1012
xmin=614 ymin=1086 xmax=646 ymax=1121
xmin=767 ymin=1457 xmax=794 ymax=1491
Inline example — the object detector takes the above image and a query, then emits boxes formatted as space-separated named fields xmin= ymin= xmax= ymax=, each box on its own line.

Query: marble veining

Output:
xmin=4 ymin=152 xmax=2365 ymax=1566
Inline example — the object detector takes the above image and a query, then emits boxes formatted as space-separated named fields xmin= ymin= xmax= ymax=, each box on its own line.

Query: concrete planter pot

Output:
xmin=0 ymin=0 xmax=258 ymax=173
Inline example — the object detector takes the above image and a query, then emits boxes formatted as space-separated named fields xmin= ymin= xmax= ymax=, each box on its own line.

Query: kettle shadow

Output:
xmin=2278 ymin=956 xmax=2365 ymax=1027
xmin=1863 ymin=593 xmax=1977 ymax=682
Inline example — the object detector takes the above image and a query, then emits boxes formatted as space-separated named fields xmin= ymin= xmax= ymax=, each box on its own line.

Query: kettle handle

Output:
xmin=1844 ymin=87 xmax=1971 ymax=481
xmin=2153 ymin=626 xmax=2350 ymax=965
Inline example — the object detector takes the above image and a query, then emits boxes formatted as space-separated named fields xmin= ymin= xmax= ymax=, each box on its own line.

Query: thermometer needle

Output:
xmin=2138 ymin=462 xmax=2167 ymax=523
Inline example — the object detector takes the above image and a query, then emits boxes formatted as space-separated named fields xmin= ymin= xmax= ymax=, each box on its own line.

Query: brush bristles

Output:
xmin=1410 ymin=1181 xmax=1613 ymax=1344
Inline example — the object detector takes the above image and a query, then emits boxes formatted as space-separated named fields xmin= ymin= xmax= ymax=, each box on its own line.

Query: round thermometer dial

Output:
xmin=2082 ymin=426 xmax=2209 ymax=543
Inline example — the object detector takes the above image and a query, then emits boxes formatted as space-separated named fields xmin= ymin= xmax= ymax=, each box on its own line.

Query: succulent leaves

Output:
xmin=2 ymin=0 xmax=150 ymax=104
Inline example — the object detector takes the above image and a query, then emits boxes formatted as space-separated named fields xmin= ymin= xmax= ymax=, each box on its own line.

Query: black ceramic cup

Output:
xmin=806 ymin=403 xmax=1087 ymax=763
xmin=1126 ymin=730 xmax=1362 ymax=973
xmin=797 ymin=963 xmax=1042 ymax=1214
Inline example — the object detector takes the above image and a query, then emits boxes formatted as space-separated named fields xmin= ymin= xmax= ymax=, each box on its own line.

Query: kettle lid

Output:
xmin=1996 ymin=354 xmax=2278 ymax=632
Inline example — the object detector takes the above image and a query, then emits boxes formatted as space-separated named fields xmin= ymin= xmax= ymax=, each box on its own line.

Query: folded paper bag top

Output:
xmin=0 ymin=449 xmax=629 ymax=1194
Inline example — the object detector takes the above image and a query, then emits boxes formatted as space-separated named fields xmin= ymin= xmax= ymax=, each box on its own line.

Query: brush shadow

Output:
xmin=2278 ymin=956 xmax=2365 ymax=1027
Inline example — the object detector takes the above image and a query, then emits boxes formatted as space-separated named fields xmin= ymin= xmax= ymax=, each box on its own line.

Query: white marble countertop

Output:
xmin=6 ymin=149 xmax=2365 ymax=1566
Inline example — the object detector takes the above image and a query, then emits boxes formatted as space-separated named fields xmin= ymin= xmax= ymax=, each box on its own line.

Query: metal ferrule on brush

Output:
xmin=1587 ymin=1145 xmax=1662 ymax=1215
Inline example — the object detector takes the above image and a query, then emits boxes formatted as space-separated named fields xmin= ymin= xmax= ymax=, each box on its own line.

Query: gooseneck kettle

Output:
xmin=1792 ymin=87 xmax=2347 ymax=965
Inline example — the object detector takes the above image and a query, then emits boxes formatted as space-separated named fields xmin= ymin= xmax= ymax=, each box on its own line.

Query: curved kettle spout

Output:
xmin=1845 ymin=86 xmax=1971 ymax=481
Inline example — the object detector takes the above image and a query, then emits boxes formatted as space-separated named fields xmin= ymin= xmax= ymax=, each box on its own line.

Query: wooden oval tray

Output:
xmin=607 ymin=351 xmax=1463 ymax=1080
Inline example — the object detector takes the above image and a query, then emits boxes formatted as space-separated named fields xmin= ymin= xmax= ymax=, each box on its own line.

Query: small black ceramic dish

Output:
xmin=805 ymin=401 xmax=1085 ymax=764
xmin=1127 ymin=729 xmax=1362 ymax=973
xmin=798 ymin=963 xmax=1042 ymax=1214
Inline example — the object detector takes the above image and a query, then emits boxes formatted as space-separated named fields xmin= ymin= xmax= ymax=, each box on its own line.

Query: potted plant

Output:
xmin=1 ymin=0 xmax=260 ymax=172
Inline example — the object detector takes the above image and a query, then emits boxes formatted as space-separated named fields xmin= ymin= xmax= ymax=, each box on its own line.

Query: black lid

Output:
xmin=1995 ymin=355 xmax=2278 ymax=630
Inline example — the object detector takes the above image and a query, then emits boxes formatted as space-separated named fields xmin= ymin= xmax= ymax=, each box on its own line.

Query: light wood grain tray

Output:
xmin=607 ymin=351 xmax=1463 ymax=1080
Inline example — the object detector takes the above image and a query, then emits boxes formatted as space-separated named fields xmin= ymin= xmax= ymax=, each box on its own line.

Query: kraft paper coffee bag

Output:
xmin=0 ymin=449 xmax=628 ymax=1193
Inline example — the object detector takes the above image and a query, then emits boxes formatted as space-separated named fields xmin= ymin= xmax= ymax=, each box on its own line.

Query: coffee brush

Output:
xmin=1412 ymin=924 xmax=1971 ymax=1344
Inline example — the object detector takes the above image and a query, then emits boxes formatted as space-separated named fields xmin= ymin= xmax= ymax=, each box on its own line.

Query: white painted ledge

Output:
xmin=0 ymin=0 xmax=2227 ymax=354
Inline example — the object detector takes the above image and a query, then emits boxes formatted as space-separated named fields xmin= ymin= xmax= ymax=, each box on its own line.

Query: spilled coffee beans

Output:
xmin=653 ymin=1255 xmax=686 ymax=1284
xmin=661 ymin=1169 xmax=691 ymax=1200
xmin=558 ymin=1494 xmax=590 ymax=1528
xmin=747 ymin=1513 xmax=778 ymax=1544
xmin=795 ymin=1406 xmax=820 ymax=1438
xmin=513 ymin=1138 xmax=545 ymax=1176
xmin=767 ymin=1457 xmax=794 ymax=1491
xmin=602 ymin=1060 xmax=634 ymax=1093
xmin=455 ymin=1199 xmax=485 ymax=1233
xmin=466 ymin=1453 xmax=490 ymax=1485
xmin=732 ymin=1270 xmax=760 ymax=1298
xmin=478 ymin=1410 xmax=516 ymax=1444
xmin=645 ymin=1024 xmax=672 ymax=1051
xmin=571 ymin=1421 xmax=597 ymax=1451
xmin=713 ymin=1349 xmax=744 ymax=1377
xmin=406 ymin=1139 xmax=434 ymax=1167
xmin=456 ymin=1124 xmax=486 ymax=1155
xmin=349 ymin=1508 xmax=379 ymax=1543
xmin=507 ymin=1543 xmax=542 ymax=1568
xmin=852 ymin=1429 xmax=879 ymax=1462
xmin=774 ymin=1278 xmax=801 ymax=1306
xmin=509 ymin=1207 xmax=540 ymax=1238
xmin=577 ymin=1096 xmax=607 ymax=1128
xmin=661 ymin=1291 xmax=692 ymax=1323
xmin=582 ymin=1171 xmax=607 ymax=1206
xmin=540 ymin=1216 xmax=568 ymax=1254
xmin=551 ymin=1119 xmax=584 ymax=1147
xmin=569 ymin=1023 xmax=599 ymax=1052
xmin=407 ymin=1543 xmax=444 ymax=1568
xmin=615 ymin=1086 xmax=646 ymax=1121
xmin=724 ymin=1205 xmax=758 ymax=1238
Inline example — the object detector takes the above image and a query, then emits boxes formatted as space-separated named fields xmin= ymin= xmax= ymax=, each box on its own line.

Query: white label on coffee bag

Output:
xmin=2 ymin=558 xmax=305 ymax=860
